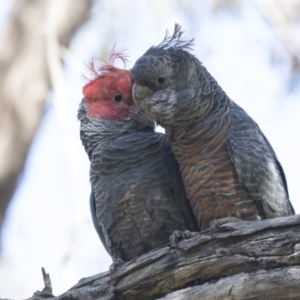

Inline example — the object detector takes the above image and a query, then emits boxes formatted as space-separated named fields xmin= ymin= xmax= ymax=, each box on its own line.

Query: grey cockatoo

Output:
xmin=78 ymin=49 xmax=198 ymax=268
xmin=131 ymin=25 xmax=295 ymax=231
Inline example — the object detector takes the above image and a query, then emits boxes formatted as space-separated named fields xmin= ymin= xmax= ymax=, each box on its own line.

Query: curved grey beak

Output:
xmin=133 ymin=83 xmax=153 ymax=104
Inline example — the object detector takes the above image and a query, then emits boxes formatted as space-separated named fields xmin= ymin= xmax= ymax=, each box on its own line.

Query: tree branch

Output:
xmin=0 ymin=0 xmax=91 ymax=236
xmin=5 ymin=215 xmax=300 ymax=300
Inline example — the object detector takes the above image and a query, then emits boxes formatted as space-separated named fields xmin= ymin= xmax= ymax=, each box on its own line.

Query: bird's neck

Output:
xmin=165 ymin=67 xmax=232 ymax=161
xmin=79 ymin=102 xmax=154 ymax=159
xmin=197 ymin=64 xmax=232 ymax=119
xmin=165 ymin=92 xmax=232 ymax=144
xmin=89 ymin=129 xmax=163 ymax=177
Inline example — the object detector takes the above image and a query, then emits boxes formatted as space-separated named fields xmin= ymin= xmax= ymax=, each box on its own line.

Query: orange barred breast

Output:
xmin=169 ymin=116 xmax=264 ymax=230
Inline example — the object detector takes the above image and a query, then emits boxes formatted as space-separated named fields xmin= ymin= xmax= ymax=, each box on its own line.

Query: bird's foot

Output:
xmin=209 ymin=217 xmax=242 ymax=235
xmin=169 ymin=230 xmax=194 ymax=248
xmin=109 ymin=258 xmax=126 ymax=274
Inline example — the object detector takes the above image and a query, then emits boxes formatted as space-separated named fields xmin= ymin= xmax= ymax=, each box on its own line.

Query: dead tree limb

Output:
xmin=0 ymin=0 xmax=91 ymax=235
xmin=5 ymin=214 xmax=300 ymax=300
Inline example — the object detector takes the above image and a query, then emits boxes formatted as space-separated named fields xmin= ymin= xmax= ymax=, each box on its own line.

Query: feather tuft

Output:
xmin=83 ymin=44 xmax=130 ymax=81
xmin=145 ymin=24 xmax=194 ymax=55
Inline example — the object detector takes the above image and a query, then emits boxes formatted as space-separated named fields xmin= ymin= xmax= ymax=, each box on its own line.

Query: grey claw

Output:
xmin=109 ymin=258 xmax=125 ymax=274
xmin=169 ymin=230 xmax=192 ymax=248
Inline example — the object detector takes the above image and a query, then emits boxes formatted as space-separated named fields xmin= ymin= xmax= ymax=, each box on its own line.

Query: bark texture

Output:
xmin=4 ymin=215 xmax=300 ymax=300
xmin=0 ymin=0 xmax=91 ymax=234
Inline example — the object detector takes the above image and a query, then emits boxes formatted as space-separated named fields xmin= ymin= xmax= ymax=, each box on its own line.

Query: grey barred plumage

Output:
xmin=131 ymin=24 xmax=295 ymax=231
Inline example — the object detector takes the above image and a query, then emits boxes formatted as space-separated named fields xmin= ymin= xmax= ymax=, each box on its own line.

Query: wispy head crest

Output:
xmin=84 ymin=44 xmax=130 ymax=81
xmin=108 ymin=44 xmax=130 ymax=68
xmin=145 ymin=24 xmax=194 ymax=54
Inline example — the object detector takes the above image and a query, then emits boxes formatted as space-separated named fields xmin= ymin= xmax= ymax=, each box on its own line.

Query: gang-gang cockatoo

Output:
xmin=78 ymin=48 xmax=198 ymax=269
xmin=131 ymin=25 xmax=295 ymax=232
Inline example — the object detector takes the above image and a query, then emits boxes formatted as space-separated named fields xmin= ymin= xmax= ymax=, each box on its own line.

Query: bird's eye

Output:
xmin=157 ymin=76 xmax=165 ymax=84
xmin=113 ymin=94 xmax=122 ymax=102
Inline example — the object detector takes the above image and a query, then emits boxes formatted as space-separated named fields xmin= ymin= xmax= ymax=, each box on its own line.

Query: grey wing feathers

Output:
xmin=227 ymin=104 xmax=295 ymax=218
xmin=258 ymin=131 xmax=290 ymax=198
xmin=161 ymin=138 xmax=199 ymax=232
xmin=90 ymin=189 xmax=111 ymax=255
xmin=89 ymin=130 xmax=198 ymax=262
xmin=256 ymin=125 xmax=294 ymax=215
